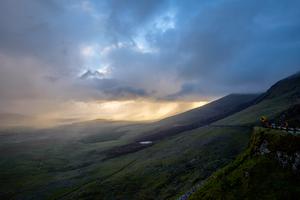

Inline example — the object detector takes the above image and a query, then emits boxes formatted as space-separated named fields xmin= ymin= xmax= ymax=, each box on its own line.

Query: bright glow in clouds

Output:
xmin=132 ymin=10 xmax=176 ymax=54
xmin=81 ymin=45 xmax=96 ymax=57
xmin=57 ymin=100 xmax=207 ymax=121
xmin=35 ymin=100 xmax=208 ymax=127
xmin=97 ymin=65 xmax=111 ymax=77
xmin=155 ymin=10 xmax=176 ymax=33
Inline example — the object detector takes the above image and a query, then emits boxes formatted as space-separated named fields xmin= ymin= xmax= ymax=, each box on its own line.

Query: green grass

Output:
xmin=60 ymin=126 xmax=251 ymax=200
xmin=0 ymin=121 xmax=151 ymax=199
xmin=215 ymin=91 xmax=300 ymax=126
xmin=0 ymin=126 xmax=251 ymax=200
xmin=189 ymin=128 xmax=300 ymax=200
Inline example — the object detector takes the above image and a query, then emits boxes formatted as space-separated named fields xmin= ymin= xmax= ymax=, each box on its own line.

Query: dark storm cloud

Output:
xmin=157 ymin=0 xmax=300 ymax=96
xmin=106 ymin=0 xmax=168 ymax=38
xmin=95 ymin=0 xmax=300 ymax=99
xmin=0 ymin=0 xmax=300 ymax=112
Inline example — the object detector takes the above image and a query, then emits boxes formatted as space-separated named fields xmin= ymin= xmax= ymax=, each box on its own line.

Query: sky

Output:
xmin=0 ymin=0 xmax=300 ymax=125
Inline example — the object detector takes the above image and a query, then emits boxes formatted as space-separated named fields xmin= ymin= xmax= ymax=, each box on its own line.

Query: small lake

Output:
xmin=139 ymin=141 xmax=153 ymax=145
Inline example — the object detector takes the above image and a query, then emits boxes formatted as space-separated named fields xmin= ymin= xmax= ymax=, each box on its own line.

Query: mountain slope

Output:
xmin=135 ymin=94 xmax=259 ymax=142
xmin=216 ymin=72 xmax=300 ymax=126
xmin=189 ymin=127 xmax=300 ymax=200
xmin=159 ymin=94 xmax=259 ymax=126
xmin=262 ymin=71 xmax=300 ymax=100
xmin=88 ymin=72 xmax=300 ymax=199
xmin=102 ymin=94 xmax=259 ymax=160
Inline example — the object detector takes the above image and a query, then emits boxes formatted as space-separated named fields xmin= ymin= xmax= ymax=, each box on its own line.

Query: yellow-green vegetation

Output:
xmin=189 ymin=127 xmax=300 ymax=200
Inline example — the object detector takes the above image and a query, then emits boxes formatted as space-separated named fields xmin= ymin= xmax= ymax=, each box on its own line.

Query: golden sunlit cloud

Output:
xmin=43 ymin=99 xmax=208 ymax=124
xmin=0 ymin=99 xmax=208 ymax=128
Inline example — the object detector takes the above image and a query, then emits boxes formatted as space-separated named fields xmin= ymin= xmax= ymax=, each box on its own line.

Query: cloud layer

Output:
xmin=0 ymin=0 xmax=299 ymax=119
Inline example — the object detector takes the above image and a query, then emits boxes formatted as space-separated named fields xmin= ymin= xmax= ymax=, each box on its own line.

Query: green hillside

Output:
xmin=189 ymin=127 xmax=300 ymax=200
xmin=216 ymin=73 xmax=300 ymax=126
xmin=158 ymin=94 xmax=259 ymax=126
xmin=132 ymin=94 xmax=259 ymax=142
xmin=59 ymin=126 xmax=251 ymax=200
xmin=0 ymin=73 xmax=299 ymax=199
xmin=53 ymin=71 xmax=300 ymax=199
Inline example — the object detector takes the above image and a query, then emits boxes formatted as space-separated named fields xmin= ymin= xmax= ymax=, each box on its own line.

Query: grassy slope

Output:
xmin=188 ymin=74 xmax=300 ymax=199
xmin=61 ymin=127 xmax=251 ymax=200
xmin=0 ymin=121 xmax=151 ymax=199
xmin=0 ymin=126 xmax=252 ymax=200
xmin=189 ymin=127 xmax=300 ymax=200
xmin=126 ymin=94 xmax=259 ymax=143
xmin=69 ymin=89 xmax=299 ymax=200
xmin=216 ymin=73 xmax=300 ymax=126
xmin=1 ymin=73 xmax=299 ymax=199
xmin=158 ymin=94 xmax=259 ymax=126
xmin=55 ymin=73 xmax=300 ymax=199
xmin=215 ymin=91 xmax=299 ymax=126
